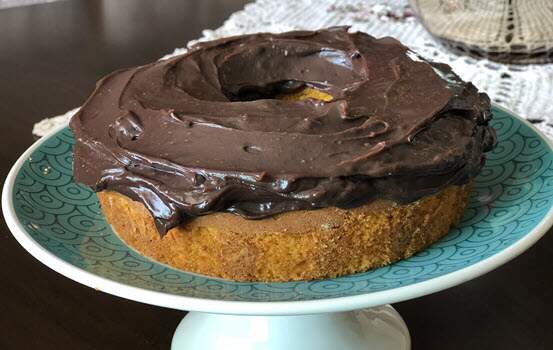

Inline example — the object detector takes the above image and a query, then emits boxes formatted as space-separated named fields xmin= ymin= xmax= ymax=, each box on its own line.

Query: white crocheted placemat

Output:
xmin=33 ymin=0 xmax=553 ymax=138
xmin=0 ymin=0 xmax=63 ymax=9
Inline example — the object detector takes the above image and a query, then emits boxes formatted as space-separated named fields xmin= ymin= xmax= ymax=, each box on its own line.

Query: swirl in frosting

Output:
xmin=70 ymin=27 xmax=496 ymax=234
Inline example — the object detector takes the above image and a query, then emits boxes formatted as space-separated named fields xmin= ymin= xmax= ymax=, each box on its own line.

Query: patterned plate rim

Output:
xmin=3 ymin=105 xmax=553 ymax=316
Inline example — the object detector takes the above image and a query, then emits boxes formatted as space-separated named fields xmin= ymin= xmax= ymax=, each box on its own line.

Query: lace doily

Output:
xmin=411 ymin=0 xmax=553 ymax=63
xmin=33 ymin=0 xmax=553 ymax=138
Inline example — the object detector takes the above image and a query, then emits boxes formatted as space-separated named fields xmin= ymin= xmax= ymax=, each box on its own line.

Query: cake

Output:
xmin=70 ymin=27 xmax=496 ymax=282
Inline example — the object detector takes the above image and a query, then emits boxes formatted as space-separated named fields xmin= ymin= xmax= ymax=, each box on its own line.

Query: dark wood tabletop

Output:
xmin=0 ymin=1 xmax=551 ymax=349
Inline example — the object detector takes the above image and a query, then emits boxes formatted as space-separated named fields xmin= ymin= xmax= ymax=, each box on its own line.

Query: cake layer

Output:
xmin=98 ymin=184 xmax=471 ymax=282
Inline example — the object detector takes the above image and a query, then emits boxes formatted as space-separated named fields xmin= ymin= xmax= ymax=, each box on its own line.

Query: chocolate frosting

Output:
xmin=70 ymin=27 xmax=496 ymax=234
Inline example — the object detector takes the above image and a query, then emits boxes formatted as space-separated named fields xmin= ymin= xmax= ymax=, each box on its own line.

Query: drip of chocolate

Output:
xmin=70 ymin=27 xmax=496 ymax=235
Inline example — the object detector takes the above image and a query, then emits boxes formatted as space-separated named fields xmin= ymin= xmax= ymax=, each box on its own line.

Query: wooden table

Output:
xmin=0 ymin=1 xmax=551 ymax=349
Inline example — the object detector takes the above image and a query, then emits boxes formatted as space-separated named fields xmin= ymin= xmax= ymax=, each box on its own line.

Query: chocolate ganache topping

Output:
xmin=70 ymin=27 xmax=496 ymax=234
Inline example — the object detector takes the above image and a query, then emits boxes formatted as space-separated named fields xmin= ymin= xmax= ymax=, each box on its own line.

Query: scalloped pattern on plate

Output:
xmin=12 ymin=107 xmax=553 ymax=302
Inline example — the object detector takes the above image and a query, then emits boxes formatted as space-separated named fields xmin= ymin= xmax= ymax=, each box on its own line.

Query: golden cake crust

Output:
xmin=97 ymin=184 xmax=471 ymax=282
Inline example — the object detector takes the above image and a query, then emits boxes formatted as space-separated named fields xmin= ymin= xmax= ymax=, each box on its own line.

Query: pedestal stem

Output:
xmin=172 ymin=304 xmax=410 ymax=350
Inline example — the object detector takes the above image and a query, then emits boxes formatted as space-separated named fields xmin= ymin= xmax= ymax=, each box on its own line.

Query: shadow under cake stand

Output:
xmin=3 ymin=106 xmax=553 ymax=349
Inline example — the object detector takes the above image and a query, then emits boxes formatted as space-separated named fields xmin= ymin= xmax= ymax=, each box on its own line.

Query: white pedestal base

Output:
xmin=171 ymin=305 xmax=410 ymax=350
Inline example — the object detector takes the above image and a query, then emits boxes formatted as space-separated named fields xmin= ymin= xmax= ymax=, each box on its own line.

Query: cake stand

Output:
xmin=3 ymin=106 xmax=553 ymax=350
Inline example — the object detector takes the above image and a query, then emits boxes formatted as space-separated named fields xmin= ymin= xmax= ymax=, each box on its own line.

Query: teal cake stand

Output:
xmin=3 ymin=106 xmax=553 ymax=349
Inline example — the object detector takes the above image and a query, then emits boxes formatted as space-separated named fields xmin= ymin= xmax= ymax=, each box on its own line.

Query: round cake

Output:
xmin=70 ymin=27 xmax=496 ymax=282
